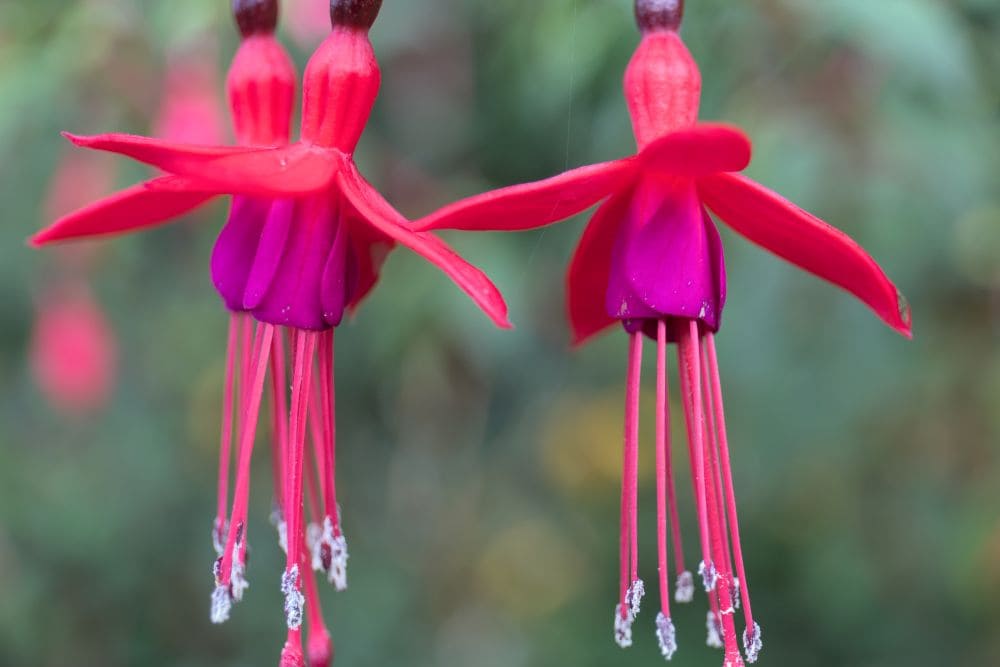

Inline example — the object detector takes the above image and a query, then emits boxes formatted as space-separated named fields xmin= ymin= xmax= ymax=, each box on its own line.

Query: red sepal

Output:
xmin=566 ymin=190 xmax=634 ymax=345
xmin=699 ymin=173 xmax=912 ymax=337
xmin=30 ymin=176 xmax=215 ymax=246
xmin=412 ymin=158 xmax=637 ymax=233
xmin=63 ymin=133 xmax=339 ymax=197
xmin=337 ymin=165 xmax=512 ymax=329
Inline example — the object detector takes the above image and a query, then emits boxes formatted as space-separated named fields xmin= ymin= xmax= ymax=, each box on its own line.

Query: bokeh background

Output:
xmin=2 ymin=0 xmax=999 ymax=665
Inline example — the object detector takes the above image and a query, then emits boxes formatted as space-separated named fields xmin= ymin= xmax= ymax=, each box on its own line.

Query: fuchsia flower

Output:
xmin=30 ymin=285 xmax=117 ymax=415
xmin=414 ymin=1 xmax=911 ymax=664
xmin=32 ymin=1 xmax=509 ymax=666
xmin=154 ymin=53 xmax=227 ymax=145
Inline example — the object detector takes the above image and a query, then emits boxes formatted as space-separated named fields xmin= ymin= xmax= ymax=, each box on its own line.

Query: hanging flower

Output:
xmin=412 ymin=1 xmax=911 ymax=664
xmin=31 ymin=150 xmax=119 ymax=416
xmin=154 ymin=49 xmax=227 ymax=145
xmin=32 ymin=1 xmax=509 ymax=666
xmin=30 ymin=284 xmax=118 ymax=415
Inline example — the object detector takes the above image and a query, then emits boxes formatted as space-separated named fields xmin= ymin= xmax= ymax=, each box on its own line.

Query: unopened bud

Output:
xmin=635 ymin=0 xmax=684 ymax=33
xmin=330 ymin=0 xmax=382 ymax=30
xmin=233 ymin=0 xmax=278 ymax=38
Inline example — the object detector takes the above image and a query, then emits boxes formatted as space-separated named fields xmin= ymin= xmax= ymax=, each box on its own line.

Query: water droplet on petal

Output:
xmin=897 ymin=289 xmax=912 ymax=327
xmin=655 ymin=611 xmax=678 ymax=660
xmin=675 ymin=571 xmax=694 ymax=603
xmin=743 ymin=622 xmax=762 ymax=663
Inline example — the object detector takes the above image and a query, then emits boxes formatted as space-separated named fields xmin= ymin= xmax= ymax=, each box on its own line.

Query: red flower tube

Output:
xmin=411 ymin=1 xmax=911 ymax=664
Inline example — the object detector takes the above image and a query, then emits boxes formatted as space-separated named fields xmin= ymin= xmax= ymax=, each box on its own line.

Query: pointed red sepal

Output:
xmin=698 ymin=173 xmax=912 ymax=337
xmin=63 ymin=133 xmax=340 ymax=197
xmin=566 ymin=190 xmax=634 ymax=346
xmin=337 ymin=165 xmax=513 ymax=329
xmin=412 ymin=158 xmax=637 ymax=233
xmin=30 ymin=176 xmax=216 ymax=246
xmin=640 ymin=123 xmax=751 ymax=177
xmin=344 ymin=218 xmax=395 ymax=313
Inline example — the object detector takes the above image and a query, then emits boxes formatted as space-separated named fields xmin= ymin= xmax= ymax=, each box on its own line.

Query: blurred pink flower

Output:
xmin=284 ymin=0 xmax=331 ymax=49
xmin=30 ymin=286 xmax=117 ymax=415
xmin=154 ymin=54 xmax=227 ymax=145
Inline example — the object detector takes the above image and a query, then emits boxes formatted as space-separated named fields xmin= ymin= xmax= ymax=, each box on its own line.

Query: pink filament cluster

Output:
xmin=214 ymin=314 xmax=344 ymax=667
xmin=618 ymin=319 xmax=758 ymax=664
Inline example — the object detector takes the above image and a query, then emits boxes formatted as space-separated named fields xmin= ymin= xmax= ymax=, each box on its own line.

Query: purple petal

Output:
xmin=211 ymin=197 xmax=273 ymax=312
xmin=243 ymin=199 xmax=295 ymax=311
xmin=605 ymin=176 xmax=726 ymax=335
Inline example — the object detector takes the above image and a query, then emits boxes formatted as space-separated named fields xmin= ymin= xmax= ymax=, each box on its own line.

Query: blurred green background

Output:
xmin=2 ymin=0 xmax=999 ymax=665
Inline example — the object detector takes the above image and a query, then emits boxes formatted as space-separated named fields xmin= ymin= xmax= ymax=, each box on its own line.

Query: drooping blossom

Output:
xmin=154 ymin=50 xmax=227 ymax=145
xmin=30 ymin=285 xmax=118 ymax=415
xmin=413 ymin=1 xmax=911 ymax=663
xmin=30 ymin=150 xmax=119 ymax=415
xmin=32 ymin=1 xmax=509 ymax=666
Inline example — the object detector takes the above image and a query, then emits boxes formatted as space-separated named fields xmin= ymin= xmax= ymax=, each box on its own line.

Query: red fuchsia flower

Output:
xmin=31 ymin=1 xmax=509 ymax=666
xmin=154 ymin=52 xmax=227 ymax=145
xmin=413 ymin=1 xmax=911 ymax=664
xmin=30 ymin=284 xmax=118 ymax=415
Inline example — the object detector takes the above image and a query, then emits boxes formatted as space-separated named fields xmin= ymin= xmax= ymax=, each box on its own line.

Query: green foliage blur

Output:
xmin=2 ymin=0 xmax=999 ymax=665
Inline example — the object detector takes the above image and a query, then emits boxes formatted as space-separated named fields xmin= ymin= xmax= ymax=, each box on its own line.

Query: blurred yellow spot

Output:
xmin=540 ymin=391 xmax=660 ymax=496
xmin=476 ymin=519 xmax=585 ymax=618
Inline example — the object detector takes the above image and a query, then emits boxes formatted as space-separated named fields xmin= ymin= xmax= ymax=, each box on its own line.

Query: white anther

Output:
xmin=229 ymin=546 xmax=249 ymax=602
xmin=626 ymin=579 xmax=645 ymax=619
xmin=613 ymin=604 xmax=634 ymax=648
xmin=655 ymin=611 xmax=677 ymax=660
xmin=743 ymin=622 xmax=762 ymax=663
xmin=706 ymin=610 xmax=724 ymax=649
xmin=698 ymin=560 xmax=719 ymax=592
xmin=281 ymin=565 xmax=305 ymax=630
xmin=210 ymin=585 xmax=232 ymax=624
xmin=675 ymin=571 xmax=694 ymax=603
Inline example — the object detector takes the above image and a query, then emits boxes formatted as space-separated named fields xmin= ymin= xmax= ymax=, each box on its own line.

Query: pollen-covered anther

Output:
xmin=731 ymin=575 xmax=741 ymax=610
xmin=743 ymin=622 xmax=763 ymax=663
xmin=212 ymin=517 xmax=229 ymax=557
xmin=655 ymin=611 xmax=678 ymax=660
xmin=210 ymin=585 xmax=232 ymax=624
xmin=675 ymin=570 xmax=694 ymax=603
xmin=698 ymin=560 xmax=719 ymax=592
xmin=281 ymin=565 xmax=305 ymax=630
xmin=625 ymin=578 xmax=645 ymax=619
xmin=230 ymin=548 xmax=249 ymax=602
xmin=613 ymin=604 xmax=635 ymax=648
xmin=706 ymin=610 xmax=724 ymax=649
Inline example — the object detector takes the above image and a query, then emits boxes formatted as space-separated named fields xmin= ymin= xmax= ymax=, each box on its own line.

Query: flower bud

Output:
xmin=635 ymin=0 xmax=684 ymax=33
xmin=330 ymin=0 xmax=382 ymax=30
xmin=233 ymin=0 xmax=279 ymax=37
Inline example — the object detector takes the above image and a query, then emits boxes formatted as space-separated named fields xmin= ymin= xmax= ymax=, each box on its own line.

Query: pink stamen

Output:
xmin=218 ymin=323 xmax=275 ymax=590
xmin=281 ymin=331 xmax=317 ymax=662
xmin=677 ymin=323 xmax=713 ymax=590
xmin=696 ymin=332 xmax=743 ymax=665
xmin=654 ymin=320 xmax=672 ymax=617
xmin=301 ymin=518 xmax=333 ymax=667
xmin=215 ymin=313 xmax=240 ymax=550
xmin=620 ymin=332 xmax=643 ymax=617
xmin=706 ymin=334 xmax=757 ymax=647
xmin=270 ymin=329 xmax=290 ymax=510
xmin=318 ymin=330 xmax=339 ymax=535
